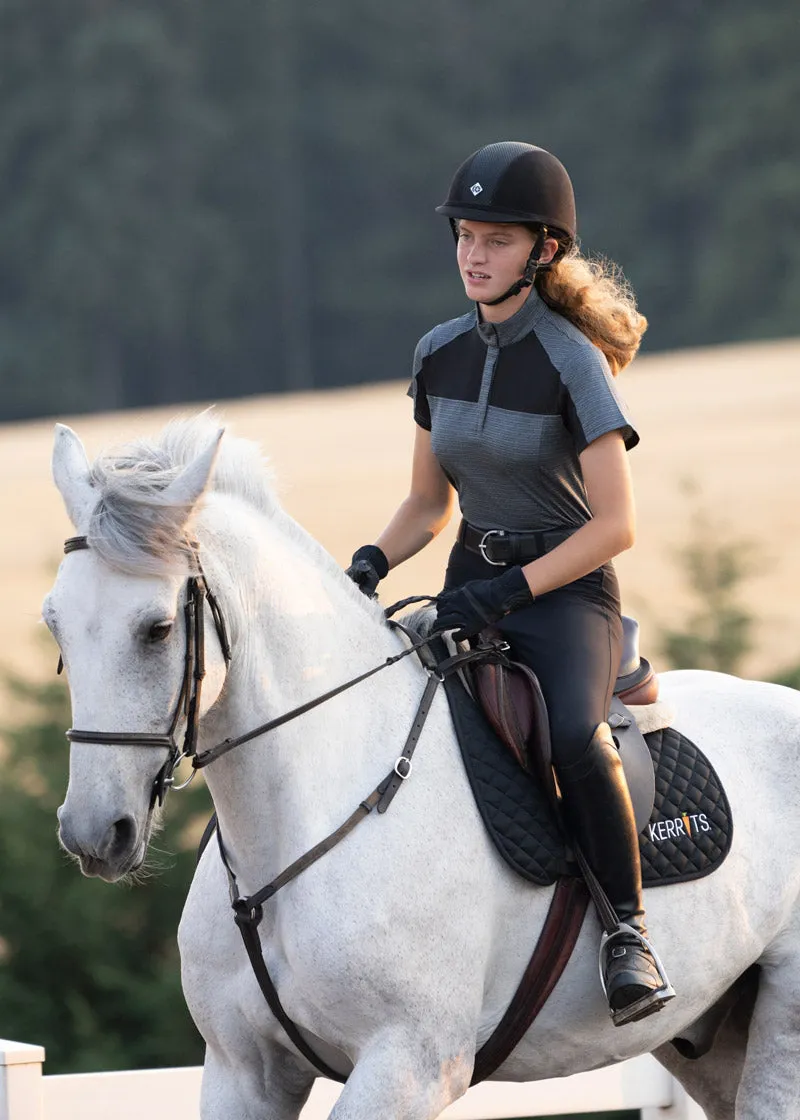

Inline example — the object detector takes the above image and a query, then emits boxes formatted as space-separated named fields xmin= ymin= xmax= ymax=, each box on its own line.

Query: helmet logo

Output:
xmin=470 ymin=182 xmax=483 ymax=196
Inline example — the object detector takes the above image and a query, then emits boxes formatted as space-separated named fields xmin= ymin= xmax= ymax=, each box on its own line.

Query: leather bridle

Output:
xmin=58 ymin=532 xmax=529 ymax=1083
xmin=61 ymin=535 xmax=232 ymax=807
xmin=59 ymin=536 xmax=454 ymax=806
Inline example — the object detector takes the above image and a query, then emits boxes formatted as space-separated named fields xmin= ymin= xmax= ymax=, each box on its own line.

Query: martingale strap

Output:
xmin=215 ymin=666 xmax=444 ymax=1082
xmin=220 ymin=668 xmax=443 ymax=914
xmin=213 ymin=630 xmax=589 ymax=1087
xmin=212 ymin=635 xmax=513 ymax=1083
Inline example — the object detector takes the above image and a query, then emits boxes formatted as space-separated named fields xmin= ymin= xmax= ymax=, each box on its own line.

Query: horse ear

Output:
xmin=161 ymin=429 xmax=225 ymax=524
xmin=52 ymin=424 xmax=95 ymax=531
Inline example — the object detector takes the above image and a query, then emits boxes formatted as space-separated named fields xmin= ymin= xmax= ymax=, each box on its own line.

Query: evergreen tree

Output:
xmin=659 ymin=507 xmax=755 ymax=675
xmin=0 ymin=0 xmax=798 ymax=419
xmin=656 ymin=497 xmax=800 ymax=685
xmin=0 ymin=667 xmax=209 ymax=1072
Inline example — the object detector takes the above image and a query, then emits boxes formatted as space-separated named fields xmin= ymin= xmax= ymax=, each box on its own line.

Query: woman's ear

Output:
xmin=538 ymin=236 xmax=561 ymax=266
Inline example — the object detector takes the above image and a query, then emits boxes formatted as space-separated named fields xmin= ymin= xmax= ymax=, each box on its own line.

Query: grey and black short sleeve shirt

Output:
xmin=407 ymin=287 xmax=639 ymax=532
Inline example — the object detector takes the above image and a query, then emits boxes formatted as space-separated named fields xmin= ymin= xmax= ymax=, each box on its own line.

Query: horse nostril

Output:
xmin=101 ymin=815 xmax=137 ymax=861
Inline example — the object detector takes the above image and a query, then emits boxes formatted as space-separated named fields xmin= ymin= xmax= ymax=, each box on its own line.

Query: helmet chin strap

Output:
xmin=482 ymin=226 xmax=548 ymax=307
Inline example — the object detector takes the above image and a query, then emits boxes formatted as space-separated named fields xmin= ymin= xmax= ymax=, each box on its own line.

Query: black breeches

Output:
xmin=443 ymin=544 xmax=623 ymax=768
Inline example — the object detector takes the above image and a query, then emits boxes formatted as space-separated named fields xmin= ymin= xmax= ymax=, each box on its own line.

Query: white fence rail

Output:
xmin=0 ymin=1040 xmax=706 ymax=1120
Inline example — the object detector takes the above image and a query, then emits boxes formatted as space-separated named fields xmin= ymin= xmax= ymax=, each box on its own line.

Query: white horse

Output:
xmin=45 ymin=417 xmax=800 ymax=1120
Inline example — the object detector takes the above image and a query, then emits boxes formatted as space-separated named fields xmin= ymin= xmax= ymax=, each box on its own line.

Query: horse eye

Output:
xmin=147 ymin=620 xmax=173 ymax=643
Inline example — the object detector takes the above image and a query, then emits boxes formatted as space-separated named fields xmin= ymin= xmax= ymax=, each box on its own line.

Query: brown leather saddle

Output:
xmin=471 ymin=615 xmax=659 ymax=825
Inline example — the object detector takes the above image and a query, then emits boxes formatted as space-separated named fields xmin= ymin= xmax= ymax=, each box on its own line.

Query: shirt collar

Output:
xmin=475 ymin=285 xmax=547 ymax=348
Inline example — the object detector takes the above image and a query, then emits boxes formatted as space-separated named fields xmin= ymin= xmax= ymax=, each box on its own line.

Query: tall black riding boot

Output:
xmin=557 ymin=722 xmax=675 ymax=1026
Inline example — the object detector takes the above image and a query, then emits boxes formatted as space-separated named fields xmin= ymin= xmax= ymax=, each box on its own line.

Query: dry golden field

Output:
xmin=3 ymin=336 xmax=799 ymax=715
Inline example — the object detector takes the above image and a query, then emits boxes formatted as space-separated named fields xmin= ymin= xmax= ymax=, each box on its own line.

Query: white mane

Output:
xmin=86 ymin=414 xmax=376 ymax=616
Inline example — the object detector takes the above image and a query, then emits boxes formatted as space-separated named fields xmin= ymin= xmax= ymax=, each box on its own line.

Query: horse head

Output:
xmin=45 ymin=423 xmax=230 ymax=881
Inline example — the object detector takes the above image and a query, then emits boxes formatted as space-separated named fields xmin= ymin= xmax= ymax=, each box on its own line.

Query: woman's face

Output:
xmin=456 ymin=220 xmax=537 ymax=304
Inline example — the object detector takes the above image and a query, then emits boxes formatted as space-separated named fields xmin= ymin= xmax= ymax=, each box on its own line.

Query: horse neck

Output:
xmin=197 ymin=502 xmax=419 ymax=891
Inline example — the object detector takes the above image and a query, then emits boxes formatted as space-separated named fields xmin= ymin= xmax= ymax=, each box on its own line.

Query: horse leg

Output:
xmin=652 ymin=968 xmax=758 ymax=1120
xmin=733 ymin=941 xmax=800 ymax=1118
xmin=326 ymin=1031 xmax=473 ymax=1120
xmin=200 ymin=1040 xmax=314 ymax=1120
xmin=179 ymin=866 xmax=315 ymax=1120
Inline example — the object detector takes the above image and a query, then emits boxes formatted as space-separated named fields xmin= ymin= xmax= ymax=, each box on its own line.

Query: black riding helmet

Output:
xmin=436 ymin=141 xmax=577 ymax=305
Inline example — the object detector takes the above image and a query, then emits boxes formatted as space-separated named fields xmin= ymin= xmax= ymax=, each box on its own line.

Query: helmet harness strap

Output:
xmin=483 ymin=225 xmax=548 ymax=306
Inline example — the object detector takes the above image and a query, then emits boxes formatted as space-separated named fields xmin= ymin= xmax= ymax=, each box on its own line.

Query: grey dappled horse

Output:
xmin=46 ymin=418 xmax=800 ymax=1119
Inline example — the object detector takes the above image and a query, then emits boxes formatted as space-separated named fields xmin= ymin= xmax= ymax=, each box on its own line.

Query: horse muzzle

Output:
xmin=58 ymin=807 xmax=144 ymax=881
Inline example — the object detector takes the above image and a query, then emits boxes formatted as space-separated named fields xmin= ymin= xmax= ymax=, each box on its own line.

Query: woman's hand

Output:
xmin=345 ymin=545 xmax=389 ymax=597
xmin=435 ymin=565 xmax=534 ymax=641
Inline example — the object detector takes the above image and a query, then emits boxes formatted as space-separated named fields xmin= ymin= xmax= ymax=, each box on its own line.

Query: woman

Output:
xmin=346 ymin=141 xmax=673 ymax=1027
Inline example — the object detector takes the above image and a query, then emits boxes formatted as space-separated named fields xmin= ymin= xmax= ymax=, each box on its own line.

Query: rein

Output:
xmin=61 ymin=532 xmax=462 ymax=800
xmin=191 ymin=597 xmax=448 ymax=771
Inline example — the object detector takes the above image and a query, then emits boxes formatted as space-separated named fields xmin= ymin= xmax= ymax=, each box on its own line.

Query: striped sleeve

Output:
xmin=541 ymin=319 xmax=639 ymax=453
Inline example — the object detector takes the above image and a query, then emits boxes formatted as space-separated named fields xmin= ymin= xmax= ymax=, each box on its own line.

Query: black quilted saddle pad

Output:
xmin=443 ymin=674 xmax=733 ymax=889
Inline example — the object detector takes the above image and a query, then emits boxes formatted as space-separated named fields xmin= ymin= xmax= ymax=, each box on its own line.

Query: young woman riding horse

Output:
xmin=347 ymin=141 xmax=673 ymax=1026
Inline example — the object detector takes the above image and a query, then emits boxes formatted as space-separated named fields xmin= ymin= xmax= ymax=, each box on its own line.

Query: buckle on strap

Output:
xmin=394 ymin=756 xmax=412 ymax=779
xmin=478 ymin=529 xmax=509 ymax=567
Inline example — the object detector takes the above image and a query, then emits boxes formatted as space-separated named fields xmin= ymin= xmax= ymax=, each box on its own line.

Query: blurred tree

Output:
xmin=0 ymin=0 xmax=236 ymax=417
xmin=770 ymin=664 xmax=800 ymax=691
xmin=656 ymin=495 xmax=800 ymax=685
xmin=0 ymin=0 xmax=798 ymax=419
xmin=0 ymin=669 xmax=210 ymax=1072
xmin=658 ymin=509 xmax=755 ymax=675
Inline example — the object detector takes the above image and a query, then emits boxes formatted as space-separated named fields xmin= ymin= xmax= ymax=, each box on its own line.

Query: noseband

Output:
xmin=62 ymin=535 xmax=232 ymax=807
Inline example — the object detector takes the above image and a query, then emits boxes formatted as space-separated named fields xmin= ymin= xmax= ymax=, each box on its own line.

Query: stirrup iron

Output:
xmin=599 ymin=922 xmax=676 ymax=1027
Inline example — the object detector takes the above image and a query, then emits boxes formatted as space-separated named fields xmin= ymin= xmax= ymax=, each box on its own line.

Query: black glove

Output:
xmin=345 ymin=544 xmax=389 ymax=598
xmin=435 ymin=565 xmax=534 ymax=641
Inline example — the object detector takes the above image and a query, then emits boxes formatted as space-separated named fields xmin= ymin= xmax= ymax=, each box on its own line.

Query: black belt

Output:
xmin=457 ymin=520 xmax=575 ymax=566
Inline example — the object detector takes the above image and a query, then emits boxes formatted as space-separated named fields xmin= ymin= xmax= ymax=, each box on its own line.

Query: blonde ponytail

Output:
xmin=535 ymin=248 xmax=647 ymax=374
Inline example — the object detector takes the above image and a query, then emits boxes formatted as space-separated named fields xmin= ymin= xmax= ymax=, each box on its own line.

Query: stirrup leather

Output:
xmin=599 ymin=923 xmax=676 ymax=1027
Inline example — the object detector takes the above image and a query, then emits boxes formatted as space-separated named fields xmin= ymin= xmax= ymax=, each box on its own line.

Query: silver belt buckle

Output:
xmin=478 ymin=529 xmax=508 ymax=566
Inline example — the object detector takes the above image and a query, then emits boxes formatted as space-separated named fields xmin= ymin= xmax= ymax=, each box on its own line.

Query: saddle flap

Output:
xmin=431 ymin=631 xmax=733 ymax=892
xmin=470 ymin=627 xmax=558 ymax=810
xmin=610 ymin=696 xmax=657 ymax=834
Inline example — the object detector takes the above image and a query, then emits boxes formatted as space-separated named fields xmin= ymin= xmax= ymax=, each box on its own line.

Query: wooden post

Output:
xmin=0 ymin=1041 xmax=45 ymax=1120
xmin=641 ymin=1076 xmax=708 ymax=1119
